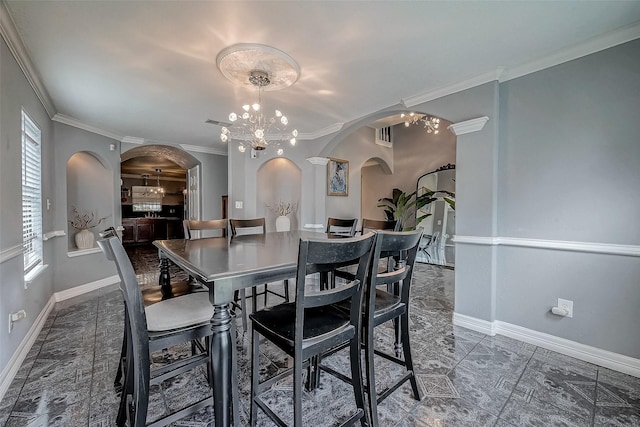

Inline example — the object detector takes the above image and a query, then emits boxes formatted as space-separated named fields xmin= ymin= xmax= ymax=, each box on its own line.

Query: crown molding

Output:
xmin=306 ymin=157 xmax=329 ymax=166
xmin=0 ymin=1 xmax=56 ymax=118
xmin=180 ymin=144 xmax=228 ymax=156
xmin=448 ymin=117 xmax=490 ymax=136
xmin=298 ymin=123 xmax=344 ymax=140
xmin=53 ymin=113 xmax=121 ymax=141
xmin=502 ymin=21 xmax=640 ymax=82
xmin=402 ymin=69 xmax=504 ymax=108
xmin=121 ymin=136 xmax=145 ymax=145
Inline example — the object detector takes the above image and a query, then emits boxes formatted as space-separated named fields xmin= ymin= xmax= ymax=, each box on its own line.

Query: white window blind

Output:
xmin=22 ymin=110 xmax=42 ymax=275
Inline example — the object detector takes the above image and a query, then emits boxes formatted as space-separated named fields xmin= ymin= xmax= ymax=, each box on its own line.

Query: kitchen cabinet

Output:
xmin=121 ymin=218 xmax=183 ymax=244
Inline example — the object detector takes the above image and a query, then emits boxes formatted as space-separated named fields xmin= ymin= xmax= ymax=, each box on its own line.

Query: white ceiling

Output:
xmin=4 ymin=1 xmax=640 ymax=154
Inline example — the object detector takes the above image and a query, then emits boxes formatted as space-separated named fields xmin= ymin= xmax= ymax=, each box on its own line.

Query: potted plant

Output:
xmin=377 ymin=187 xmax=454 ymax=231
xmin=266 ymin=201 xmax=297 ymax=232
xmin=68 ymin=206 xmax=107 ymax=249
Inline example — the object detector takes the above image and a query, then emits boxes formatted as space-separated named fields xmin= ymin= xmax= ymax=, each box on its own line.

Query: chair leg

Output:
xmin=250 ymin=327 xmax=260 ymax=427
xmin=240 ymin=289 xmax=248 ymax=332
xmin=284 ymin=279 xmax=290 ymax=302
xmin=350 ymin=335 xmax=369 ymax=427
xmin=365 ymin=319 xmax=379 ymax=427
xmin=230 ymin=319 xmax=240 ymax=426
xmin=294 ymin=355 xmax=303 ymax=427
xmin=401 ymin=311 xmax=421 ymax=400
xmin=263 ymin=284 xmax=269 ymax=306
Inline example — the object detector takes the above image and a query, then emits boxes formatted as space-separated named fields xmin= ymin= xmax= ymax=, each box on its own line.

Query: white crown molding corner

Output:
xmin=121 ymin=136 xmax=145 ymax=145
xmin=179 ymin=144 xmax=228 ymax=156
xmin=448 ymin=117 xmax=490 ymax=136
xmin=0 ymin=3 xmax=56 ymax=118
xmin=53 ymin=114 xmax=122 ymax=141
xmin=0 ymin=294 xmax=55 ymax=401
xmin=454 ymin=235 xmax=640 ymax=257
xmin=306 ymin=157 xmax=330 ymax=166
xmin=0 ymin=243 xmax=24 ymax=264
xmin=298 ymin=123 xmax=344 ymax=140
xmin=54 ymin=274 xmax=120 ymax=302
xmin=502 ymin=21 xmax=640 ymax=83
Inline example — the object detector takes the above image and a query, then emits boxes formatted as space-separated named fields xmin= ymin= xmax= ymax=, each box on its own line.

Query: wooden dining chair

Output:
xmin=229 ymin=218 xmax=290 ymax=331
xmin=183 ymin=218 xmax=227 ymax=239
xmin=98 ymin=235 xmax=238 ymax=426
xmin=360 ymin=218 xmax=399 ymax=233
xmin=326 ymin=217 xmax=359 ymax=236
xmin=319 ymin=229 xmax=423 ymax=426
xmin=250 ymin=232 xmax=376 ymax=427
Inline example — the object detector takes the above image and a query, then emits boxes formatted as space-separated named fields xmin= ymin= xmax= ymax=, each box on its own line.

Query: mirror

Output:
xmin=415 ymin=164 xmax=455 ymax=266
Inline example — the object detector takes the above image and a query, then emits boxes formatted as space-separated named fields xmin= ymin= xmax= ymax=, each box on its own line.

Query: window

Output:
xmin=22 ymin=110 xmax=42 ymax=275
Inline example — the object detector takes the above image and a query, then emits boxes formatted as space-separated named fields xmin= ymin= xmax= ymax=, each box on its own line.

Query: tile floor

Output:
xmin=1 ymin=244 xmax=638 ymax=426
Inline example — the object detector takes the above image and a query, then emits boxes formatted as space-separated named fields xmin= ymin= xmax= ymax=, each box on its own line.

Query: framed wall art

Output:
xmin=327 ymin=158 xmax=349 ymax=196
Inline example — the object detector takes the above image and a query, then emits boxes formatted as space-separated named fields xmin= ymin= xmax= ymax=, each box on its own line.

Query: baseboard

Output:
xmin=0 ymin=295 xmax=56 ymax=401
xmin=453 ymin=312 xmax=640 ymax=378
xmin=54 ymin=274 xmax=120 ymax=302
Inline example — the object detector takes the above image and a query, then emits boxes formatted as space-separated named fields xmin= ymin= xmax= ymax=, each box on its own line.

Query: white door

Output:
xmin=187 ymin=165 xmax=201 ymax=221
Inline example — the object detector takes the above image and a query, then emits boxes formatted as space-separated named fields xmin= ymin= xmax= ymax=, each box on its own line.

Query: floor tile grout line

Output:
xmin=493 ymin=340 xmax=537 ymax=425
xmin=591 ymin=367 xmax=600 ymax=427
xmin=86 ymin=292 xmax=102 ymax=426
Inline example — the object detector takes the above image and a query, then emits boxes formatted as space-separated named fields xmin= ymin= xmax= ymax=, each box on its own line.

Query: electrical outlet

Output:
xmin=8 ymin=310 xmax=27 ymax=333
xmin=557 ymin=298 xmax=573 ymax=318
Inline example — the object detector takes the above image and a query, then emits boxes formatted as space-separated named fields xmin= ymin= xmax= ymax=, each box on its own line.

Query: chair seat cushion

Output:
xmin=145 ymin=293 xmax=214 ymax=332
xmin=250 ymin=302 xmax=350 ymax=354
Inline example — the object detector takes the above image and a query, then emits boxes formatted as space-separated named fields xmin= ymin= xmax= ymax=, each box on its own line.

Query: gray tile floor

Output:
xmin=1 ymin=246 xmax=639 ymax=426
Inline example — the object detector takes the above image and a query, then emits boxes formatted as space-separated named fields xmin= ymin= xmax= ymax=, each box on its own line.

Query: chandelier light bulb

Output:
xmin=292 ymin=129 xmax=298 ymax=137
xmin=252 ymin=103 xmax=260 ymax=111
xmin=290 ymin=138 xmax=296 ymax=146
xmin=280 ymin=116 xmax=288 ymax=125
xmin=229 ymin=113 xmax=237 ymax=122
xmin=277 ymin=148 xmax=284 ymax=155
xmin=242 ymin=112 xmax=249 ymax=119
xmin=242 ymin=105 xmax=250 ymax=112
xmin=220 ymin=134 xmax=228 ymax=142
xmin=254 ymin=128 xmax=264 ymax=139
xmin=275 ymin=110 xmax=282 ymax=117
xmin=238 ymin=145 xmax=246 ymax=152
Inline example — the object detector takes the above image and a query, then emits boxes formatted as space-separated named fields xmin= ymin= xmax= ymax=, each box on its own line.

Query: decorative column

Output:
xmin=306 ymin=157 xmax=329 ymax=231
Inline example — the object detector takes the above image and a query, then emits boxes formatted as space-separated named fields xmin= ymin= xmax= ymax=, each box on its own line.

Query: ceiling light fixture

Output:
xmin=216 ymin=44 xmax=300 ymax=155
xmin=401 ymin=112 xmax=441 ymax=134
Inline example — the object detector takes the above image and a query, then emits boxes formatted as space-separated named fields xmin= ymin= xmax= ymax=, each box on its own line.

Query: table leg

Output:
xmin=158 ymin=257 xmax=173 ymax=299
xmin=210 ymin=304 xmax=234 ymax=427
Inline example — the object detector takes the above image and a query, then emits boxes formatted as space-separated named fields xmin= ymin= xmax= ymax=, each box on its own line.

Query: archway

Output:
xmin=256 ymin=158 xmax=302 ymax=232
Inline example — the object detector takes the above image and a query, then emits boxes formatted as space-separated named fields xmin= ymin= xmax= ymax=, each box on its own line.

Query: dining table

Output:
xmin=152 ymin=230 xmax=344 ymax=427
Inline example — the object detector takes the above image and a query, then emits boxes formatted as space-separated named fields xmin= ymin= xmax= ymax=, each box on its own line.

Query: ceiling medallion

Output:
xmin=216 ymin=44 xmax=299 ymax=154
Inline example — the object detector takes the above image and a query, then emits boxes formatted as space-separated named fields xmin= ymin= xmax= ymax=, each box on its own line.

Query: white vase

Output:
xmin=75 ymin=229 xmax=95 ymax=249
xmin=275 ymin=216 xmax=290 ymax=232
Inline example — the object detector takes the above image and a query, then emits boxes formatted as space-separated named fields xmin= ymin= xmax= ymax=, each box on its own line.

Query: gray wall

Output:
xmin=0 ymin=36 xmax=56 ymax=372
xmin=495 ymin=39 xmax=640 ymax=357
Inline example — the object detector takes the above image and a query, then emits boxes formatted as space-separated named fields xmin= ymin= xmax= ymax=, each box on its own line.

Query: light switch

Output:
xmin=235 ymin=201 xmax=243 ymax=209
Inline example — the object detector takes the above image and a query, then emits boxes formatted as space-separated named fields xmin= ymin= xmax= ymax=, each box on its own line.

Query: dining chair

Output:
xmin=98 ymin=235 xmax=238 ymax=426
xmin=326 ymin=217 xmax=359 ymax=236
xmin=360 ymin=218 xmax=399 ymax=233
xmin=183 ymin=218 xmax=227 ymax=239
xmin=250 ymin=232 xmax=376 ymax=427
xmin=422 ymin=230 xmax=441 ymax=264
xmin=319 ymin=229 xmax=423 ymax=426
xmin=229 ymin=218 xmax=290 ymax=331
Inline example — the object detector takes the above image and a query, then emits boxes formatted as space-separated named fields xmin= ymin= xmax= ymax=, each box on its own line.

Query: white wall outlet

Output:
xmin=235 ymin=201 xmax=243 ymax=209
xmin=557 ymin=298 xmax=573 ymax=318
xmin=8 ymin=310 xmax=27 ymax=333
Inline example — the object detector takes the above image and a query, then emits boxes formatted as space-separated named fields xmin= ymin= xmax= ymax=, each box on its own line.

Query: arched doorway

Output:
xmin=256 ymin=158 xmax=302 ymax=232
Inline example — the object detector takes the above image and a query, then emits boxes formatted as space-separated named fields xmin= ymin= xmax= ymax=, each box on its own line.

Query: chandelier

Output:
xmin=216 ymin=44 xmax=300 ymax=155
xmin=220 ymin=70 xmax=298 ymax=153
xmin=401 ymin=112 xmax=441 ymax=134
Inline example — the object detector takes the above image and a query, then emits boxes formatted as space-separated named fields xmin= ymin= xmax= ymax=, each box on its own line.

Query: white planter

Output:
xmin=275 ymin=216 xmax=291 ymax=232
xmin=75 ymin=229 xmax=95 ymax=249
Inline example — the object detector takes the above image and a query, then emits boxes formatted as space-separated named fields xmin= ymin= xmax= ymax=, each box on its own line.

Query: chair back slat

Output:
xmin=230 ymin=218 xmax=266 ymax=236
xmin=183 ymin=219 xmax=227 ymax=239
xmin=294 ymin=233 xmax=375 ymax=332
xmin=326 ymin=217 xmax=358 ymax=236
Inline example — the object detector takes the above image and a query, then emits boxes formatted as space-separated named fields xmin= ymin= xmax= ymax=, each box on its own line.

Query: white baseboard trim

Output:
xmin=0 ymin=295 xmax=55 ymax=401
xmin=453 ymin=312 xmax=640 ymax=378
xmin=54 ymin=274 xmax=120 ymax=302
